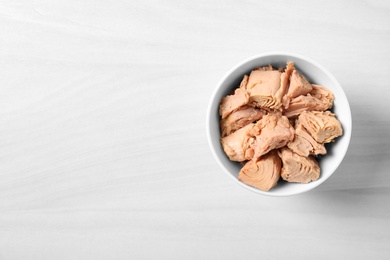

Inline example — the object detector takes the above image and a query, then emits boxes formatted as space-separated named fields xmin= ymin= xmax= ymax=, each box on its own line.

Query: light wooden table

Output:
xmin=1 ymin=1 xmax=390 ymax=259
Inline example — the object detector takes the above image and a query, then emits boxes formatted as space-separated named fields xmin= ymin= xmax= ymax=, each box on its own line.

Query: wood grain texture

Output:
xmin=1 ymin=0 xmax=390 ymax=259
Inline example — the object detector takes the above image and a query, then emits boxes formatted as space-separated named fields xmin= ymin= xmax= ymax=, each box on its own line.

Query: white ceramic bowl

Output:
xmin=206 ymin=52 xmax=352 ymax=196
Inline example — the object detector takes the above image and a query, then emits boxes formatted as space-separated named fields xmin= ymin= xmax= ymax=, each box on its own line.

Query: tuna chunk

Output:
xmin=310 ymin=84 xmax=334 ymax=106
xmin=239 ymin=75 xmax=249 ymax=90
xmin=221 ymin=123 xmax=256 ymax=162
xmin=246 ymin=69 xmax=283 ymax=111
xmin=220 ymin=105 xmax=264 ymax=137
xmin=219 ymin=88 xmax=249 ymax=119
xmin=238 ymin=150 xmax=281 ymax=191
xmin=281 ymin=62 xmax=295 ymax=108
xmin=285 ymin=70 xmax=313 ymax=101
xmin=283 ymin=94 xmax=333 ymax=118
xmin=297 ymin=111 xmax=343 ymax=143
xmin=287 ymin=121 xmax=326 ymax=157
xmin=278 ymin=147 xmax=320 ymax=183
xmin=250 ymin=113 xmax=294 ymax=159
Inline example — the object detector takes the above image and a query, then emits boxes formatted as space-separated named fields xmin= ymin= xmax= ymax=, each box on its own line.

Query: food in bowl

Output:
xmin=219 ymin=62 xmax=343 ymax=191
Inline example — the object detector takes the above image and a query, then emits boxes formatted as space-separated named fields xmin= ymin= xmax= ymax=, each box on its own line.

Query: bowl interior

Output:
xmin=207 ymin=53 xmax=352 ymax=196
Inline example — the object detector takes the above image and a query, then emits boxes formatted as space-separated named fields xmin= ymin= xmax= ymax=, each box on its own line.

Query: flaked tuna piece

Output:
xmin=310 ymin=84 xmax=334 ymax=107
xmin=297 ymin=111 xmax=343 ymax=143
xmin=280 ymin=62 xmax=295 ymax=108
xmin=221 ymin=123 xmax=256 ymax=162
xmin=288 ymin=121 xmax=326 ymax=157
xmin=219 ymin=88 xmax=249 ymax=119
xmin=286 ymin=70 xmax=313 ymax=99
xmin=286 ymin=62 xmax=295 ymax=72
xmin=220 ymin=105 xmax=264 ymax=137
xmin=282 ymin=70 xmax=312 ymax=110
xmin=287 ymin=134 xmax=313 ymax=157
xmin=239 ymin=75 xmax=249 ymax=90
xmin=246 ymin=70 xmax=283 ymax=110
xmin=250 ymin=113 xmax=294 ymax=159
xmin=283 ymin=94 xmax=333 ymax=118
xmin=278 ymin=72 xmax=290 ymax=108
xmin=238 ymin=150 xmax=281 ymax=191
xmin=278 ymin=147 xmax=320 ymax=183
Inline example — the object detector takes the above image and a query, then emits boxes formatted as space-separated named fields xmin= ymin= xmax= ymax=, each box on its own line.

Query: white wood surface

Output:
xmin=1 ymin=1 xmax=390 ymax=259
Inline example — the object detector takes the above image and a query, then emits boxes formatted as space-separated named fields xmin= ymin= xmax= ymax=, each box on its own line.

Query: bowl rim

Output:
xmin=206 ymin=52 xmax=352 ymax=196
